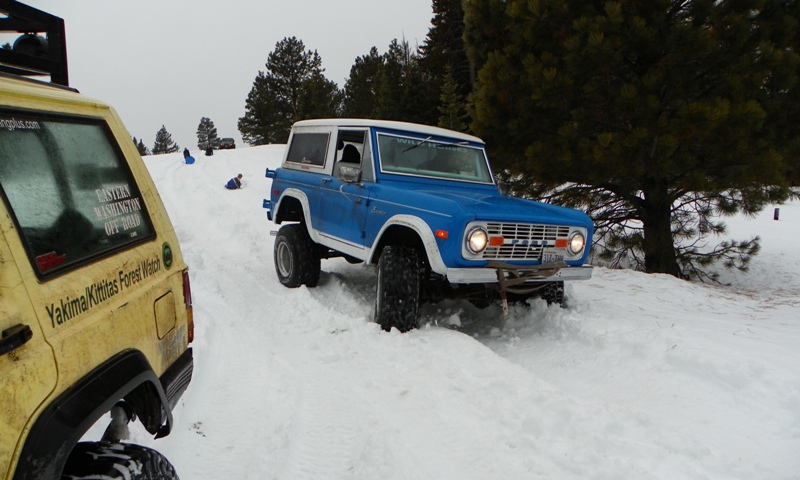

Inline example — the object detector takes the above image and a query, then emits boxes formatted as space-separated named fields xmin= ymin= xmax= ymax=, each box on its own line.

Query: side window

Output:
xmin=334 ymin=129 xmax=372 ymax=181
xmin=0 ymin=110 xmax=155 ymax=278
xmin=360 ymin=136 xmax=374 ymax=182
xmin=285 ymin=132 xmax=330 ymax=167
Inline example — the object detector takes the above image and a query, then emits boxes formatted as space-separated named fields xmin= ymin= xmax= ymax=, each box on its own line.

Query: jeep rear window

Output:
xmin=286 ymin=132 xmax=329 ymax=167
xmin=0 ymin=110 xmax=155 ymax=278
xmin=376 ymin=133 xmax=494 ymax=184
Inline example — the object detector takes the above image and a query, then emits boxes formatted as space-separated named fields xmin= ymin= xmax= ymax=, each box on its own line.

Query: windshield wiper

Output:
xmin=402 ymin=136 xmax=433 ymax=153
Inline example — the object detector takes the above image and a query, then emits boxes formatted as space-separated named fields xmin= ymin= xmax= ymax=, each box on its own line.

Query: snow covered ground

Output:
xmin=119 ymin=145 xmax=798 ymax=479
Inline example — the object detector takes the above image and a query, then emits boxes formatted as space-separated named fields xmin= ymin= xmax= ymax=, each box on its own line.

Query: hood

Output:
xmin=414 ymin=187 xmax=593 ymax=228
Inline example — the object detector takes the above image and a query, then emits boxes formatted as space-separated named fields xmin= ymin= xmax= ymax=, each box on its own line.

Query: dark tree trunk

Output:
xmin=641 ymin=185 xmax=682 ymax=278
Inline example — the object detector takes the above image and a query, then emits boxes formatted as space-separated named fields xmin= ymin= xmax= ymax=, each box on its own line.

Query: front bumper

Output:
xmin=446 ymin=262 xmax=593 ymax=285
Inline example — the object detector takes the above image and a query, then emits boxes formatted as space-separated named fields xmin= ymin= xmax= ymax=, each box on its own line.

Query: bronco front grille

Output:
xmin=481 ymin=223 xmax=571 ymax=260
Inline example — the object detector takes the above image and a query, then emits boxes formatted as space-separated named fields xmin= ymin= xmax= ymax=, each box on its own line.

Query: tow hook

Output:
xmin=489 ymin=260 xmax=566 ymax=315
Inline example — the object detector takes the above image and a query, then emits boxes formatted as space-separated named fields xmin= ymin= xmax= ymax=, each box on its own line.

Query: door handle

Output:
xmin=1 ymin=324 xmax=33 ymax=356
xmin=321 ymin=178 xmax=332 ymax=184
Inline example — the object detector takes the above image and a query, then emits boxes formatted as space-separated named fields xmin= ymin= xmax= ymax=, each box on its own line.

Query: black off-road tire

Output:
xmin=375 ymin=246 xmax=420 ymax=332
xmin=274 ymin=224 xmax=321 ymax=288
xmin=540 ymin=281 xmax=565 ymax=306
xmin=61 ymin=442 xmax=178 ymax=480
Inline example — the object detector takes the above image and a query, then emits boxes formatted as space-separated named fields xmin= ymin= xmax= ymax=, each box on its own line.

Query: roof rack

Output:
xmin=0 ymin=0 xmax=68 ymax=86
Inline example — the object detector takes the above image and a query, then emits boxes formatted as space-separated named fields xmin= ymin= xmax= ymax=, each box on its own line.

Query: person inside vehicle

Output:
xmin=340 ymin=144 xmax=361 ymax=164
xmin=225 ymin=174 xmax=243 ymax=189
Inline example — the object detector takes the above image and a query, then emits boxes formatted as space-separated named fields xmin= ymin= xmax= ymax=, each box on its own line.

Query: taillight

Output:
xmin=182 ymin=269 xmax=194 ymax=343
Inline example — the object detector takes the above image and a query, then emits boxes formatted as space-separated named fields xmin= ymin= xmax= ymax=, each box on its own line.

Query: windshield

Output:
xmin=376 ymin=133 xmax=494 ymax=184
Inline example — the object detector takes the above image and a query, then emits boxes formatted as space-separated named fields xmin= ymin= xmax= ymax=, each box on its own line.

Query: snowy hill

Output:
xmin=116 ymin=145 xmax=798 ymax=479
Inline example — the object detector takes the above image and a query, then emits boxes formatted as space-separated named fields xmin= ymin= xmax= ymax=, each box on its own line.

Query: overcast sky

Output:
xmin=16 ymin=1 xmax=433 ymax=151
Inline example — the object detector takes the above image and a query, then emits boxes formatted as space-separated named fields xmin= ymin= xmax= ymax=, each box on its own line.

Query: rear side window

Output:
xmin=0 ymin=110 xmax=155 ymax=278
xmin=285 ymin=132 xmax=329 ymax=167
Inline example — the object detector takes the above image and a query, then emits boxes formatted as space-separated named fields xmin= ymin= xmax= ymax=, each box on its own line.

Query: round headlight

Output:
xmin=567 ymin=231 xmax=586 ymax=256
xmin=466 ymin=227 xmax=489 ymax=254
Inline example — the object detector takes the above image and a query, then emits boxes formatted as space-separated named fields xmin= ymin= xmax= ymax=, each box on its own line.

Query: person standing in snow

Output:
xmin=183 ymin=147 xmax=190 ymax=159
xmin=225 ymin=174 xmax=243 ymax=190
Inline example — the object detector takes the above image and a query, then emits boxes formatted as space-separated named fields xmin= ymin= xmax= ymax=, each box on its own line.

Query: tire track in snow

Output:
xmin=277 ymin=361 xmax=362 ymax=480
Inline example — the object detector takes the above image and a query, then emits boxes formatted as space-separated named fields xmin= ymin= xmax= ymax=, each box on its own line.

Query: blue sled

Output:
xmin=185 ymin=155 xmax=195 ymax=164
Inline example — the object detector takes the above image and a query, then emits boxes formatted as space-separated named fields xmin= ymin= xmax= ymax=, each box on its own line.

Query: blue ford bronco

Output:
xmin=265 ymin=119 xmax=593 ymax=332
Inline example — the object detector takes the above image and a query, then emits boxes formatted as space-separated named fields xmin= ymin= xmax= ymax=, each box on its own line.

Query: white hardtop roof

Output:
xmin=292 ymin=118 xmax=484 ymax=144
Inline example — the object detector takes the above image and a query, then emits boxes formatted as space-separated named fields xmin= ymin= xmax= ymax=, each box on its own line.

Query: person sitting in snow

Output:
xmin=225 ymin=174 xmax=243 ymax=190
xmin=183 ymin=148 xmax=195 ymax=164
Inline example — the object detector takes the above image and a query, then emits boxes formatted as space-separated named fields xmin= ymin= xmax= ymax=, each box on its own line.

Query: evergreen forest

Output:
xmin=176 ymin=0 xmax=800 ymax=279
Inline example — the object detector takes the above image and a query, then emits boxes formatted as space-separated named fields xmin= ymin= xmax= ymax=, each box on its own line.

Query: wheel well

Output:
xmin=370 ymin=225 xmax=427 ymax=266
xmin=275 ymin=196 xmax=304 ymax=224
xmin=12 ymin=350 xmax=172 ymax=480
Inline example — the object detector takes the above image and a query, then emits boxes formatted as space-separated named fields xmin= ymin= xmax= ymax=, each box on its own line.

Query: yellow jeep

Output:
xmin=1 ymin=3 xmax=194 ymax=479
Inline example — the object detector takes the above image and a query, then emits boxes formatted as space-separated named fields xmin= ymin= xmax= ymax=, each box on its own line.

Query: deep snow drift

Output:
xmin=113 ymin=145 xmax=798 ymax=479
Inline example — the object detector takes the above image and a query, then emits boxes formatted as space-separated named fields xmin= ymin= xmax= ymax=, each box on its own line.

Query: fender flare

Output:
xmin=273 ymin=189 xmax=324 ymax=243
xmin=368 ymin=214 xmax=447 ymax=274
xmin=12 ymin=349 xmax=173 ymax=480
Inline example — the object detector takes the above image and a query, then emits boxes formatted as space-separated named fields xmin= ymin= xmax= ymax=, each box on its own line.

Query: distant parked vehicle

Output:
xmin=219 ymin=137 xmax=236 ymax=149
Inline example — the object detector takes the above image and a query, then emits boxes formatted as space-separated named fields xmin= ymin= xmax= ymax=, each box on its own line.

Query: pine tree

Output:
xmin=238 ymin=36 xmax=339 ymax=145
xmin=419 ymin=0 xmax=474 ymax=103
xmin=196 ymin=117 xmax=219 ymax=150
xmin=132 ymin=136 xmax=150 ymax=156
xmin=437 ymin=70 xmax=469 ymax=132
xmin=299 ymin=71 xmax=342 ymax=119
xmin=465 ymin=0 xmax=799 ymax=280
xmin=343 ymin=47 xmax=384 ymax=118
xmin=152 ymin=125 xmax=179 ymax=155
xmin=238 ymin=71 xmax=285 ymax=146
xmin=371 ymin=40 xmax=407 ymax=120
xmin=342 ymin=39 xmax=434 ymax=124
xmin=760 ymin=0 xmax=800 ymax=186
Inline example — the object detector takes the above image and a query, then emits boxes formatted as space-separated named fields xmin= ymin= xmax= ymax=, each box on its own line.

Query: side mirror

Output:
xmin=338 ymin=165 xmax=362 ymax=184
